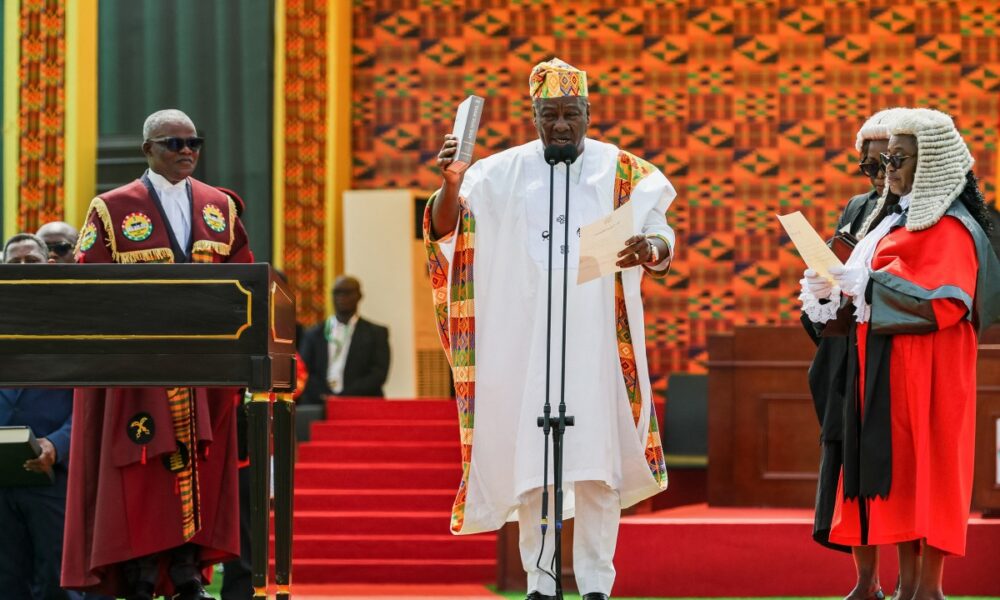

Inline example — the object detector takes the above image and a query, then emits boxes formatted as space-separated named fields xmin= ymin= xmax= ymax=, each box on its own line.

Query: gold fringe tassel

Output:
xmin=192 ymin=239 xmax=231 ymax=256
xmin=114 ymin=248 xmax=175 ymax=264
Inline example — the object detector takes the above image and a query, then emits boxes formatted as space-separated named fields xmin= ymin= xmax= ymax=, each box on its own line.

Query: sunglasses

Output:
xmin=46 ymin=241 xmax=74 ymax=256
xmin=149 ymin=136 xmax=204 ymax=152
xmin=858 ymin=160 xmax=885 ymax=178
xmin=879 ymin=152 xmax=914 ymax=169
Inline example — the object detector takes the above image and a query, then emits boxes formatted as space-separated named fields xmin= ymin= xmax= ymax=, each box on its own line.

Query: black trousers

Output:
xmin=0 ymin=472 xmax=83 ymax=600
xmin=221 ymin=465 xmax=252 ymax=600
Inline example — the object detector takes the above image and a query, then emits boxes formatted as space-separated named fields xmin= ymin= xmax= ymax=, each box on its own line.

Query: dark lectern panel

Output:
xmin=0 ymin=263 xmax=296 ymax=391
xmin=0 ymin=353 xmax=295 ymax=390
xmin=0 ymin=281 xmax=251 ymax=337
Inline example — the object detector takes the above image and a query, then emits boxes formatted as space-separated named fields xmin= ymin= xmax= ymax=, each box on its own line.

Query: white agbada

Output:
xmin=429 ymin=138 xmax=675 ymax=534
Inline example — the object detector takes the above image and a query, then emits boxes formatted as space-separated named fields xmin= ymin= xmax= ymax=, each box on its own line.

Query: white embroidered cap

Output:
xmin=892 ymin=108 xmax=974 ymax=231
xmin=854 ymin=107 xmax=906 ymax=152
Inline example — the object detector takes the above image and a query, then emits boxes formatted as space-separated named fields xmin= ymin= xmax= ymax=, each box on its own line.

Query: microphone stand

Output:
xmin=537 ymin=144 xmax=577 ymax=599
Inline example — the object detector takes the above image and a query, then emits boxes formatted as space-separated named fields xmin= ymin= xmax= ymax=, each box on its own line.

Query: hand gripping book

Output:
xmin=446 ymin=95 xmax=485 ymax=173
xmin=0 ymin=426 xmax=54 ymax=487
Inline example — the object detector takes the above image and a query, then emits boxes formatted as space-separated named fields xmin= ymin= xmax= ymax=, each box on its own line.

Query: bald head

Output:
xmin=332 ymin=275 xmax=362 ymax=323
xmin=36 ymin=221 xmax=79 ymax=263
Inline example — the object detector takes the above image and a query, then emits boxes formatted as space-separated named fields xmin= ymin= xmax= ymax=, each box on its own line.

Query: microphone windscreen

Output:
xmin=544 ymin=144 xmax=579 ymax=165
xmin=544 ymin=144 xmax=562 ymax=165
xmin=560 ymin=144 xmax=579 ymax=164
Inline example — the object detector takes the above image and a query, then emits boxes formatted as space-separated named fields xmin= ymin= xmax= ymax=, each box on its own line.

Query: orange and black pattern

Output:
xmin=17 ymin=0 xmax=66 ymax=231
xmin=352 ymin=0 xmax=999 ymax=382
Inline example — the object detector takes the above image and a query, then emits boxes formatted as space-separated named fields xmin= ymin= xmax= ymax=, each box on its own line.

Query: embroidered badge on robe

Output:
xmin=202 ymin=203 xmax=227 ymax=233
xmin=79 ymin=223 xmax=97 ymax=251
xmin=128 ymin=412 xmax=155 ymax=444
xmin=121 ymin=212 xmax=153 ymax=242
xmin=162 ymin=440 xmax=191 ymax=473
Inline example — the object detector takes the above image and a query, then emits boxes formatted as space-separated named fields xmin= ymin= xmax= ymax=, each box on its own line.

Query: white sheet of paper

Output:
xmin=776 ymin=211 xmax=843 ymax=282
xmin=577 ymin=202 xmax=635 ymax=285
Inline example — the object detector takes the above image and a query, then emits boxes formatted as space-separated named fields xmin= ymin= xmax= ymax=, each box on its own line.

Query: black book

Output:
xmin=0 ymin=426 xmax=54 ymax=487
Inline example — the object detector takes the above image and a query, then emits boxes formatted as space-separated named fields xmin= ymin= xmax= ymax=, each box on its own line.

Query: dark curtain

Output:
xmin=98 ymin=0 xmax=273 ymax=262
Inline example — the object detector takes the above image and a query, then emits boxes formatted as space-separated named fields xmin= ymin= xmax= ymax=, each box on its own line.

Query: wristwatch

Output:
xmin=645 ymin=238 xmax=660 ymax=265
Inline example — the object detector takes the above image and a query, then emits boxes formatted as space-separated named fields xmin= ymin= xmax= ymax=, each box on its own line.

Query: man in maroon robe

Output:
xmin=62 ymin=109 xmax=252 ymax=600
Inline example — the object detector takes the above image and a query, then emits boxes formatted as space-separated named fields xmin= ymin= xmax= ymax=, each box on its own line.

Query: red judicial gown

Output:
xmin=829 ymin=216 xmax=978 ymax=556
xmin=62 ymin=177 xmax=253 ymax=596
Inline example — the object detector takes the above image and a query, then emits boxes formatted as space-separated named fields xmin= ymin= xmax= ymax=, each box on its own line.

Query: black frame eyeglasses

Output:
xmin=148 ymin=136 xmax=205 ymax=152
xmin=858 ymin=160 xmax=884 ymax=178
xmin=46 ymin=241 xmax=74 ymax=256
xmin=879 ymin=152 xmax=914 ymax=169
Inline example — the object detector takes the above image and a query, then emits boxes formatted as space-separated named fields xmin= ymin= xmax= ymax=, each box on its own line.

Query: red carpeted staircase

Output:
xmin=292 ymin=398 xmax=496 ymax=584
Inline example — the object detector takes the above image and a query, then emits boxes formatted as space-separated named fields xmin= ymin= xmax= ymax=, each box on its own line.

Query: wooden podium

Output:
xmin=0 ymin=263 xmax=297 ymax=599
xmin=708 ymin=325 xmax=1000 ymax=515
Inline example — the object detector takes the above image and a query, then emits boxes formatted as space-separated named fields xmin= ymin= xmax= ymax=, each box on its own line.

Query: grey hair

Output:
xmin=3 ymin=233 xmax=48 ymax=262
xmin=142 ymin=109 xmax=196 ymax=140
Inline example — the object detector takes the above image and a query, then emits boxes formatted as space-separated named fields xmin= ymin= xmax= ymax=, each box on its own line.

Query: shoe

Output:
xmin=525 ymin=593 xmax=556 ymax=600
xmin=173 ymin=580 xmax=215 ymax=600
xmin=126 ymin=582 xmax=155 ymax=600
xmin=582 ymin=594 xmax=610 ymax=600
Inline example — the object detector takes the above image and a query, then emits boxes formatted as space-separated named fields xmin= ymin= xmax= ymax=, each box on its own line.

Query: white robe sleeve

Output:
xmin=636 ymin=170 xmax=677 ymax=270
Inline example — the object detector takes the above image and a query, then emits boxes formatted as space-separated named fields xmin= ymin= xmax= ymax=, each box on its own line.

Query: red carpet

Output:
xmin=293 ymin=399 xmax=496 ymax=584
xmin=613 ymin=503 xmax=1000 ymax=597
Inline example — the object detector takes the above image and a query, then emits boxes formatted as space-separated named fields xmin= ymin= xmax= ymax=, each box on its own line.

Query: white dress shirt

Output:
xmin=146 ymin=169 xmax=192 ymax=252
xmin=325 ymin=314 xmax=359 ymax=394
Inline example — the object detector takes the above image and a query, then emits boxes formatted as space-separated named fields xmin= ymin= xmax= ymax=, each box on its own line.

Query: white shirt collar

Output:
xmin=146 ymin=169 xmax=188 ymax=191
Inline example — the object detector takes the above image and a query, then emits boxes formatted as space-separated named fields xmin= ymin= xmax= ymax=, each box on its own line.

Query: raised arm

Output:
xmin=431 ymin=133 xmax=466 ymax=239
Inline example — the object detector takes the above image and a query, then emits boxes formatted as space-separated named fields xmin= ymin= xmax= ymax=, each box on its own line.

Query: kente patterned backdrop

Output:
xmin=351 ymin=0 xmax=1000 ymax=386
xmin=17 ymin=0 xmax=65 ymax=231
xmin=283 ymin=0 xmax=329 ymax=323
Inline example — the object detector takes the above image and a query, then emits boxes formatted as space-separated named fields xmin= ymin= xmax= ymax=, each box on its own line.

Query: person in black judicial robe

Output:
xmin=300 ymin=276 xmax=390 ymax=405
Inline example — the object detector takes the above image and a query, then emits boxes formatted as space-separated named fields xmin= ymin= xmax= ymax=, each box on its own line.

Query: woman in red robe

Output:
xmin=819 ymin=108 xmax=999 ymax=600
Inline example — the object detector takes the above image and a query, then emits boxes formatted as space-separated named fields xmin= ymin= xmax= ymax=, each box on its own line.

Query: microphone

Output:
xmin=544 ymin=143 xmax=579 ymax=165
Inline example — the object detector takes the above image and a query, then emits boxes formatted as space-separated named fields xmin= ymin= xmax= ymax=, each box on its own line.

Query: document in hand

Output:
xmin=447 ymin=95 xmax=485 ymax=173
xmin=776 ymin=211 xmax=844 ymax=282
xmin=577 ymin=202 xmax=635 ymax=285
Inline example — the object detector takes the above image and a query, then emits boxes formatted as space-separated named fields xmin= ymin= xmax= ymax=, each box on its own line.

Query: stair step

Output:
xmin=310 ymin=420 xmax=458 ymax=442
xmin=287 ymin=533 xmax=495 ymax=560
xmin=294 ymin=488 xmax=456 ymax=512
xmin=296 ymin=463 xmax=460 ymax=490
xmin=291 ymin=558 xmax=495 ymax=584
xmin=326 ymin=398 xmax=457 ymax=421
xmin=294 ymin=511 xmax=453 ymax=536
xmin=298 ymin=440 xmax=460 ymax=463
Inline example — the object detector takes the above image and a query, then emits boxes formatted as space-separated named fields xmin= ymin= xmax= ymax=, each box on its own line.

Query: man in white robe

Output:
xmin=424 ymin=58 xmax=675 ymax=600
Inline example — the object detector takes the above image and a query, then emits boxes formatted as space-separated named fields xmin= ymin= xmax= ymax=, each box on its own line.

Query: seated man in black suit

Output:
xmin=300 ymin=275 xmax=390 ymax=405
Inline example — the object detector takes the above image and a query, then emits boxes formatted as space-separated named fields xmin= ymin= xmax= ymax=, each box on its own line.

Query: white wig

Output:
xmin=860 ymin=107 xmax=974 ymax=235
xmin=142 ymin=109 xmax=196 ymax=140
xmin=854 ymin=107 xmax=906 ymax=153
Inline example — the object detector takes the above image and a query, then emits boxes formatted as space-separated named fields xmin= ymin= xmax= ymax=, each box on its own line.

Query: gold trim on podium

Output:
xmin=270 ymin=281 xmax=295 ymax=344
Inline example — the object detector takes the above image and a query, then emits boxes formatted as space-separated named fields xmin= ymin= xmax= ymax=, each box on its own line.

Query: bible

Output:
xmin=447 ymin=95 xmax=484 ymax=173
xmin=0 ymin=426 xmax=54 ymax=486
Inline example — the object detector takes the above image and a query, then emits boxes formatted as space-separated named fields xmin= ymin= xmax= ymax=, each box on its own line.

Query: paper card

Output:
xmin=776 ymin=211 xmax=843 ymax=282
xmin=577 ymin=202 xmax=635 ymax=285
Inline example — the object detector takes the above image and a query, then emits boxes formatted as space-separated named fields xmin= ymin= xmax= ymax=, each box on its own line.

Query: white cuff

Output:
xmin=799 ymin=286 xmax=841 ymax=324
xmin=843 ymin=269 xmax=871 ymax=323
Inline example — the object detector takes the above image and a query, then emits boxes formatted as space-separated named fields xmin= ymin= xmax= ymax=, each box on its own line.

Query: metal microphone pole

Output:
xmin=535 ymin=156 xmax=555 ymax=589
xmin=537 ymin=144 xmax=577 ymax=599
